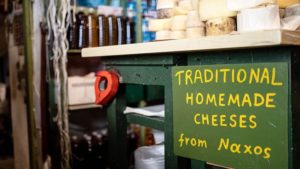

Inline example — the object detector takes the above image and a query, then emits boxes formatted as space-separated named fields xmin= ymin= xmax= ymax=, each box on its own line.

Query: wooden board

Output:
xmin=8 ymin=34 xmax=30 ymax=169
xmin=0 ymin=159 xmax=14 ymax=169
xmin=82 ymin=30 xmax=300 ymax=58
xmin=172 ymin=63 xmax=290 ymax=169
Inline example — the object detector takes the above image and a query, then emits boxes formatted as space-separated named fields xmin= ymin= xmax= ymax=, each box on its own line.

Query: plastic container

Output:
xmin=76 ymin=0 xmax=105 ymax=7
xmin=127 ymin=0 xmax=137 ymax=21
xmin=142 ymin=17 xmax=152 ymax=42
xmin=134 ymin=145 xmax=165 ymax=169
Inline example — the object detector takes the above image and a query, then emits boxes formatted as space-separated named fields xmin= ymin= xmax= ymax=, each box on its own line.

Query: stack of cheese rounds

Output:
xmin=149 ymin=0 xmax=176 ymax=40
xmin=170 ymin=0 xmax=189 ymax=39
xmin=198 ymin=0 xmax=237 ymax=36
xmin=185 ymin=0 xmax=205 ymax=38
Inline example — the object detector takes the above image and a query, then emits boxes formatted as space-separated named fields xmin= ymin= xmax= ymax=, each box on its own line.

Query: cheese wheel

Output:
xmin=237 ymin=5 xmax=280 ymax=32
xmin=173 ymin=6 xmax=189 ymax=15
xmin=206 ymin=17 xmax=236 ymax=36
xmin=171 ymin=15 xmax=187 ymax=30
xmin=198 ymin=0 xmax=237 ymax=21
xmin=277 ymin=0 xmax=300 ymax=8
xmin=281 ymin=15 xmax=300 ymax=30
xmin=171 ymin=30 xmax=186 ymax=39
xmin=186 ymin=27 xmax=205 ymax=38
xmin=157 ymin=8 xmax=174 ymax=19
xmin=157 ymin=0 xmax=176 ymax=9
xmin=191 ymin=0 xmax=199 ymax=10
xmin=156 ymin=30 xmax=172 ymax=40
xmin=149 ymin=18 xmax=172 ymax=32
xmin=227 ymin=0 xmax=276 ymax=11
xmin=187 ymin=10 xmax=205 ymax=28
xmin=280 ymin=8 xmax=286 ymax=18
xmin=179 ymin=0 xmax=192 ymax=11
xmin=285 ymin=4 xmax=300 ymax=17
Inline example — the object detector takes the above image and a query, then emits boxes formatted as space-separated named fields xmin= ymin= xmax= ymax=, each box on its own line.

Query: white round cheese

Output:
xmin=157 ymin=8 xmax=174 ymax=19
xmin=179 ymin=0 xmax=192 ymax=11
xmin=285 ymin=4 xmax=300 ymax=17
xmin=277 ymin=0 xmax=300 ymax=8
xmin=237 ymin=5 xmax=281 ymax=32
xmin=206 ymin=17 xmax=236 ymax=36
xmin=227 ymin=0 xmax=276 ymax=11
xmin=173 ymin=6 xmax=189 ymax=15
xmin=149 ymin=18 xmax=172 ymax=32
xmin=187 ymin=10 xmax=205 ymax=28
xmin=171 ymin=30 xmax=186 ymax=39
xmin=198 ymin=0 xmax=237 ymax=21
xmin=156 ymin=30 xmax=172 ymax=40
xmin=157 ymin=0 xmax=176 ymax=9
xmin=186 ymin=27 xmax=205 ymax=38
xmin=280 ymin=8 xmax=286 ymax=18
xmin=171 ymin=15 xmax=187 ymax=30
xmin=191 ymin=0 xmax=199 ymax=10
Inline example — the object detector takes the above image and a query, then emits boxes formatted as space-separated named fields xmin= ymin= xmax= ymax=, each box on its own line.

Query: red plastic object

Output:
xmin=94 ymin=71 xmax=120 ymax=105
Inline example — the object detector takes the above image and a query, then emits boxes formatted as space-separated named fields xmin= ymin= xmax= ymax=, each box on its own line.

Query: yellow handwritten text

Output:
xmin=174 ymin=67 xmax=283 ymax=86
xmin=186 ymin=92 xmax=276 ymax=108
xmin=218 ymin=138 xmax=271 ymax=159
xmin=194 ymin=113 xmax=257 ymax=129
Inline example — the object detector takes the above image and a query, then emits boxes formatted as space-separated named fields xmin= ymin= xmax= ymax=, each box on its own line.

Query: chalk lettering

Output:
xmin=178 ymin=133 xmax=208 ymax=148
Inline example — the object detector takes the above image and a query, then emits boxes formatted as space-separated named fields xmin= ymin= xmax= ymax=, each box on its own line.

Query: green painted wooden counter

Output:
xmin=82 ymin=30 xmax=300 ymax=169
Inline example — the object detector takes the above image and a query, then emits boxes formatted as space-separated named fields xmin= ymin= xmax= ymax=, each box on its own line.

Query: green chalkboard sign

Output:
xmin=172 ymin=62 xmax=290 ymax=169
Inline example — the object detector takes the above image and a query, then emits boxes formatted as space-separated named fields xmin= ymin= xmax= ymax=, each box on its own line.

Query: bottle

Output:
xmin=67 ymin=10 xmax=77 ymax=49
xmin=148 ymin=0 xmax=157 ymax=41
xmin=127 ymin=0 xmax=137 ymax=21
xmin=86 ymin=8 xmax=98 ymax=47
xmin=142 ymin=16 xmax=151 ymax=42
xmin=117 ymin=16 xmax=126 ymax=45
xmin=77 ymin=8 xmax=87 ymax=49
xmin=97 ymin=13 xmax=109 ymax=47
xmin=141 ymin=0 xmax=148 ymax=15
xmin=107 ymin=15 xmax=118 ymax=46
xmin=0 ymin=0 xmax=12 ymax=14
xmin=125 ymin=17 xmax=135 ymax=44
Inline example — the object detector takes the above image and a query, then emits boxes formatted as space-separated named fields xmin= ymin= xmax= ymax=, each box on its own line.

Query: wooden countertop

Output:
xmin=82 ymin=30 xmax=300 ymax=58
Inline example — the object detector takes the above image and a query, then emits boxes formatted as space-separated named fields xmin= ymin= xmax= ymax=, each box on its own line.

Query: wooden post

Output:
xmin=23 ymin=0 xmax=39 ymax=169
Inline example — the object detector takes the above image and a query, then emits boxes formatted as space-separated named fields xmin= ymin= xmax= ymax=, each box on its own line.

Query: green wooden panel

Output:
xmin=126 ymin=114 xmax=164 ymax=131
xmin=107 ymin=85 xmax=128 ymax=169
xmin=102 ymin=55 xmax=178 ymax=65
xmin=188 ymin=47 xmax=292 ymax=65
xmin=101 ymin=46 xmax=297 ymax=169
xmin=164 ymin=78 xmax=180 ymax=169
xmin=191 ymin=160 xmax=205 ymax=169
xmin=172 ymin=63 xmax=289 ymax=169
xmin=126 ymin=84 xmax=144 ymax=104
xmin=145 ymin=85 xmax=164 ymax=101
xmin=108 ymin=65 xmax=170 ymax=85
xmin=291 ymin=50 xmax=300 ymax=169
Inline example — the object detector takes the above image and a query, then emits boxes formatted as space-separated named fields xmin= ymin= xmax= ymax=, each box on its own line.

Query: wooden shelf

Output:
xmin=68 ymin=104 xmax=102 ymax=111
xmin=67 ymin=49 xmax=82 ymax=54
xmin=0 ymin=159 xmax=14 ymax=169
xmin=82 ymin=30 xmax=300 ymax=58
xmin=126 ymin=113 xmax=164 ymax=131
